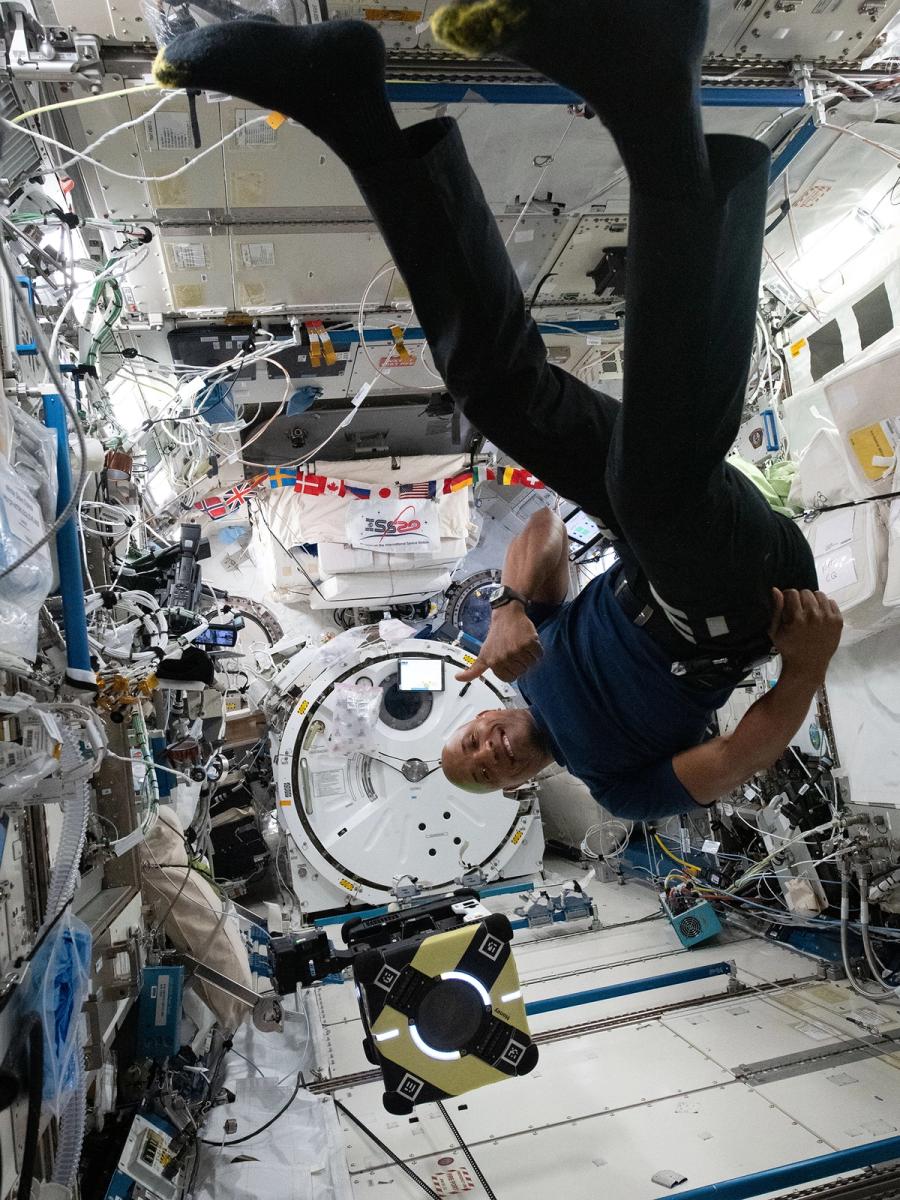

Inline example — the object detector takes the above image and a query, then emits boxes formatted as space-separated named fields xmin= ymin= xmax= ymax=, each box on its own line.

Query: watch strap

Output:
xmin=491 ymin=586 xmax=530 ymax=610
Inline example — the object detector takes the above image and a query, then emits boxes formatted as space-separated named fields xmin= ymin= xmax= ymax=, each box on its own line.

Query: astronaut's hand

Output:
xmin=455 ymin=606 xmax=543 ymax=684
xmin=769 ymin=588 xmax=843 ymax=681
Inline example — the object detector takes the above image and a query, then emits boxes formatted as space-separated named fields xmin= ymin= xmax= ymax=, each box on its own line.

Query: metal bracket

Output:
xmin=96 ymin=934 xmax=142 ymax=1002
xmin=3 ymin=6 xmax=102 ymax=86
xmin=180 ymin=955 xmax=284 ymax=1032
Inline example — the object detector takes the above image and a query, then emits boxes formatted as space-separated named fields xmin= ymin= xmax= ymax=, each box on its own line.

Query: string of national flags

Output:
xmin=193 ymin=465 xmax=545 ymax=521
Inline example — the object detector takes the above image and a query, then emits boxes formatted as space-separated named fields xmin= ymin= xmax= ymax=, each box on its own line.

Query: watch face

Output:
xmin=487 ymin=585 xmax=507 ymax=606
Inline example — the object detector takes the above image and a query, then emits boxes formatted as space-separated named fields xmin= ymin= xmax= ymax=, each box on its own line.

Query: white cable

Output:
xmin=0 ymin=112 xmax=272 ymax=184
xmin=55 ymin=89 xmax=183 ymax=171
xmin=504 ymin=113 xmax=578 ymax=249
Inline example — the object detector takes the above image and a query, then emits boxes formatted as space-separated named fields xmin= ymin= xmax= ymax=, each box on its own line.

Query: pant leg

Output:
xmin=352 ymin=118 xmax=623 ymax=531
xmin=604 ymin=135 xmax=818 ymax=658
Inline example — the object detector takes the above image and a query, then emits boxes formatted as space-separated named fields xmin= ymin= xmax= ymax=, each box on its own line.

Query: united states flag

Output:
xmin=399 ymin=482 xmax=436 ymax=499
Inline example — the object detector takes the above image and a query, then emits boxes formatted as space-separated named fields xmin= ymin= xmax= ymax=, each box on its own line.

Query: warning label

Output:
xmin=431 ymin=1168 xmax=474 ymax=1195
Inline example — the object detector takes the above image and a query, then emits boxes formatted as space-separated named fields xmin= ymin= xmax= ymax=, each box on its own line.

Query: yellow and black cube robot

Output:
xmin=352 ymin=912 xmax=538 ymax=1114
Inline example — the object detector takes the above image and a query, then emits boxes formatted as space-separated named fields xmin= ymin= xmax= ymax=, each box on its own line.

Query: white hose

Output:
xmin=41 ymin=780 xmax=90 ymax=934
xmin=839 ymin=868 xmax=899 ymax=1004
xmin=858 ymin=867 xmax=899 ymax=1001
xmin=51 ymin=1052 xmax=87 ymax=1189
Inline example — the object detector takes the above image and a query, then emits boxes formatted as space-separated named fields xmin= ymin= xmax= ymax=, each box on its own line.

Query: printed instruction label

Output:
xmin=235 ymin=109 xmax=278 ymax=149
xmin=146 ymin=112 xmax=194 ymax=152
xmin=167 ymin=242 xmax=208 ymax=272
xmin=154 ymin=975 xmax=170 ymax=1026
xmin=312 ymin=769 xmax=345 ymax=799
xmin=0 ymin=471 xmax=44 ymax=548
xmin=240 ymin=242 xmax=276 ymax=268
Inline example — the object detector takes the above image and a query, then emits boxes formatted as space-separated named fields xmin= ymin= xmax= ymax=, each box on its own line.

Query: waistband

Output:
xmin=612 ymin=568 xmax=773 ymax=687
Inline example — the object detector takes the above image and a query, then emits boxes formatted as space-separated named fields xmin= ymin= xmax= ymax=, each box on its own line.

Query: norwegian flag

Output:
xmin=399 ymin=481 xmax=437 ymax=499
xmin=194 ymin=494 xmax=228 ymax=521
xmin=295 ymin=473 xmax=328 ymax=496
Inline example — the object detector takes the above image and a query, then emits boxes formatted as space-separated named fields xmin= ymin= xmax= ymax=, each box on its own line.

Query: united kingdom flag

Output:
xmin=221 ymin=478 xmax=262 ymax=513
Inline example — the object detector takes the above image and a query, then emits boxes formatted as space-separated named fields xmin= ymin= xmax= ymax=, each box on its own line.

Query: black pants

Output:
xmin=353 ymin=120 xmax=818 ymax=665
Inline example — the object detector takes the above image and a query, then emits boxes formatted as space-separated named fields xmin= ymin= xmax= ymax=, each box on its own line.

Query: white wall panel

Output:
xmin=227 ymin=228 xmax=393 ymax=308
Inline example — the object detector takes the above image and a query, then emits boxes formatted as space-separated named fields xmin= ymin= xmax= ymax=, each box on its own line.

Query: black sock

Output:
xmin=154 ymin=19 xmax=408 ymax=171
xmin=433 ymin=0 xmax=714 ymax=204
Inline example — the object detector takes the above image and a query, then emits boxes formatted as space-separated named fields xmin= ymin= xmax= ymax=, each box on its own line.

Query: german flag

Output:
xmin=442 ymin=470 xmax=474 ymax=494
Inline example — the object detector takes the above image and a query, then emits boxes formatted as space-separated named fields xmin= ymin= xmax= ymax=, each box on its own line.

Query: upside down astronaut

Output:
xmin=153 ymin=0 xmax=843 ymax=822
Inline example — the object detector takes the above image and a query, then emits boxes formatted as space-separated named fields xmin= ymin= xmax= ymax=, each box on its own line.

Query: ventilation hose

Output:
xmin=51 ymin=1051 xmax=86 ymax=1190
xmin=40 ymin=777 xmax=89 ymax=935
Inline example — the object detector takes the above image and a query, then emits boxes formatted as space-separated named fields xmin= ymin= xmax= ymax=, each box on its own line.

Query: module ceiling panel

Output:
xmin=49 ymin=0 xmax=900 ymax=62
xmin=708 ymin=0 xmax=900 ymax=63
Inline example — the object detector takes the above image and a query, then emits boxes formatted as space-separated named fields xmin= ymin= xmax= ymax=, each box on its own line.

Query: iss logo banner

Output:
xmin=346 ymin=498 xmax=440 ymax=555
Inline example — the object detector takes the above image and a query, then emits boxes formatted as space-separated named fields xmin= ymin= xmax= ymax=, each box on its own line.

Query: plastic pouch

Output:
xmin=11 ymin=405 xmax=58 ymax=527
xmin=329 ymin=681 xmax=382 ymax=754
xmin=0 ymin=452 xmax=54 ymax=661
xmin=21 ymin=909 xmax=92 ymax=1116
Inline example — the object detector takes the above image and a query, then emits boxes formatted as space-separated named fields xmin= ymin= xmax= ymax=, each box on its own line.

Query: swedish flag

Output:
xmin=268 ymin=466 xmax=298 ymax=489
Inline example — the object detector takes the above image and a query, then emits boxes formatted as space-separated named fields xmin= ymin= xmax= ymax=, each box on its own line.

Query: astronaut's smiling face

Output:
xmin=441 ymin=708 xmax=550 ymax=793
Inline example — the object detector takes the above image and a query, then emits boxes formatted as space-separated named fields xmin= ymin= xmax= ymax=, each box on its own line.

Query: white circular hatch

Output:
xmin=272 ymin=637 xmax=542 ymax=908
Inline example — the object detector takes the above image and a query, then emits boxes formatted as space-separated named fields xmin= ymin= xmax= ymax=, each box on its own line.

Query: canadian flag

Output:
xmin=324 ymin=478 xmax=346 ymax=497
xmin=295 ymin=473 xmax=327 ymax=495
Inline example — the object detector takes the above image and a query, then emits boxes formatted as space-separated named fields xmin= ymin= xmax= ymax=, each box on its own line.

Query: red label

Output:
xmin=431 ymin=1168 xmax=474 ymax=1195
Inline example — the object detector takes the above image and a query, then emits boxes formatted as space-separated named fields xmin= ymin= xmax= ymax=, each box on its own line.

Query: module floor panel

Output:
xmin=339 ymin=1084 xmax=830 ymax=1199
xmin=662 ymin=982 xmax=900 ymax=1071
xmin=338 ymin=1020 xmax=731 ymax=1171
xmin=308 ymin=923 xmax=816 ymax=1080
xmin=335 ymin=975 xmax=900 ymax=1199
xmin=756 ymin=1057 xmax=900 ymax=1149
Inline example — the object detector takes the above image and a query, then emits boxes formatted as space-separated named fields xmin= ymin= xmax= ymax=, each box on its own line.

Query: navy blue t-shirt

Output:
xmin=519 ymin=563 xmax=734 ymax=820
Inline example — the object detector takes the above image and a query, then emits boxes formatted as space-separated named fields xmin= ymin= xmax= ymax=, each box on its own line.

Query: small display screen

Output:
xmin=398 ymin=658 xmax=444 ymax=693
xmin=567 ymin=512 xmax=602 ymax=545
xmin=195 ymin=625 xmax=239 ymax=647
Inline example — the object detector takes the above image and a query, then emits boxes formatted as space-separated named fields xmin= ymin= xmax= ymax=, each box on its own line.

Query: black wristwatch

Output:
xmin=487 ymin=584 xmax=530 ymax=611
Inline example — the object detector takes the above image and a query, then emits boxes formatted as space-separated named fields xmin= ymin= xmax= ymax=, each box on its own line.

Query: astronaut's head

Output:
xmin=441 ymin=708 xmax=551 ymax=793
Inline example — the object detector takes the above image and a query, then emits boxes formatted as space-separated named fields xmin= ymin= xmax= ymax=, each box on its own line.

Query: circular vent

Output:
xmin=679 ymin=916 xmax=702 ymax=940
